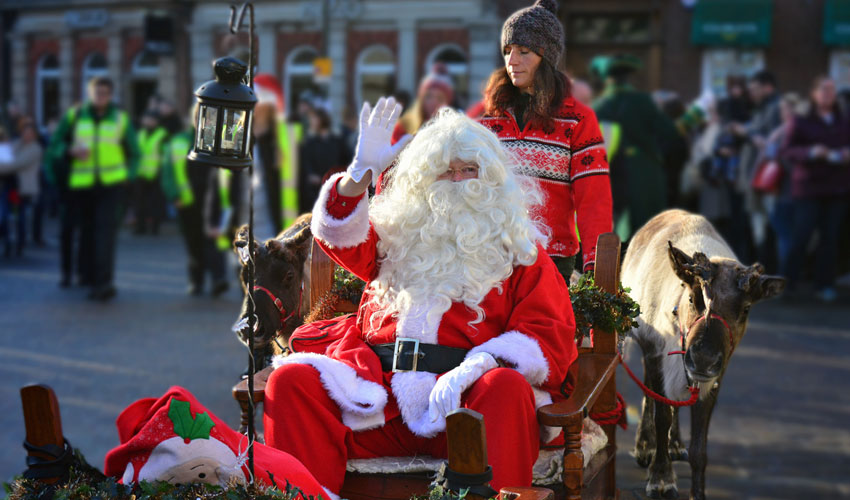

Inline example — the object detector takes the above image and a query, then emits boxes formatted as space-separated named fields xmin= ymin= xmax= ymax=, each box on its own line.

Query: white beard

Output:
xmin=367 ymin=179 xmax=534 ymax=330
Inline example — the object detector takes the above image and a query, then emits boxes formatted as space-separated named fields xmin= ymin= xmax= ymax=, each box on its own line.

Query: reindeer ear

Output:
xmin=738 ymin=263 xmax=786 ymax=302
xmin=233 ymin=225 xmax=258 ymax=266
xmin=668 ymin=242 xmax=696 ymax=285
xmin=265 ymin=238 xmax=285 ymax=256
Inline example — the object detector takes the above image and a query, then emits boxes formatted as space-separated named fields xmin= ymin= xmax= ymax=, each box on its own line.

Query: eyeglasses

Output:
xmin=437 ymin=164 xmax=479 ymax=181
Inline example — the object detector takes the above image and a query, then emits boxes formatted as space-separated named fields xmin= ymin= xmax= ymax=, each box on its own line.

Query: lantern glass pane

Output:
xmin=220 ymin=108 xmax=247 ymax=156
xmin=198 ymin=105 xmax=218 ymax=152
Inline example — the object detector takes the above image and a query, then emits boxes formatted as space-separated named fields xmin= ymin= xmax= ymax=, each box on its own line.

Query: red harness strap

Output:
xmin=253 ymin=285 xmax=302 ymax=327
xmin=668 ymin=311 xmax=735 ymax=356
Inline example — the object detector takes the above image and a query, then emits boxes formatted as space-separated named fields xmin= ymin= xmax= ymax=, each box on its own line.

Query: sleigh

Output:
xmin=233 ymin=233 xmax=623 ymax=500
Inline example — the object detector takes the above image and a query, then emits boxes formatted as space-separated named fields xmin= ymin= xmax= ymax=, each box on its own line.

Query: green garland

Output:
xmin=304 ymin=267 xmax=366 ymax=323
xmin=569 ymin=271 xmax=640 ymax=345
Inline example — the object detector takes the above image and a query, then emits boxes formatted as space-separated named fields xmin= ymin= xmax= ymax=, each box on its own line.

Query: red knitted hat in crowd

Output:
xmin=418 ymin=62 xmax=455 ymax=104
xmin=254 ymin=73 xmax=286 ymax=116
xmin=103 ymin=386 xmax=324 ymax=497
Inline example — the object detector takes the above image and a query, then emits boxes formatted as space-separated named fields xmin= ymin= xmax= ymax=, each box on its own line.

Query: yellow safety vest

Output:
xmin=216 ymin=169 xmax=233 ymax=250
xmin=69 ymin=108 xmax=130 ymax=189
xmin=278 ymin=120 xmax=302 ymax=228
xmin=169 ymin=134 xmax=194 ymax=206
xmin=138 ymin=127 xmax=167 ymax=180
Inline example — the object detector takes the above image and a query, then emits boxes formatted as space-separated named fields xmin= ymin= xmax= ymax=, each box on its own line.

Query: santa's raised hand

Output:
xmin=347 ymin=96 xmax=412 ymax=187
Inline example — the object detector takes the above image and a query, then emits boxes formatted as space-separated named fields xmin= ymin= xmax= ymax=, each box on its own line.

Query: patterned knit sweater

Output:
xmin=479 ymin=96 xmax=613 ymax=270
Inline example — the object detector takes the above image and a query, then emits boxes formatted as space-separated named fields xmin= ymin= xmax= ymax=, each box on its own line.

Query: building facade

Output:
xmin=3 ymin=0 xmax=850 ymax=132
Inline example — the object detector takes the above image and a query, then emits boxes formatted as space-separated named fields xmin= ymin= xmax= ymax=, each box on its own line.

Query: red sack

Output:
xmin=751 ymin=159 xmax=783 ymax=193
xmin=288 ymin=313 xmax=357 ymax=355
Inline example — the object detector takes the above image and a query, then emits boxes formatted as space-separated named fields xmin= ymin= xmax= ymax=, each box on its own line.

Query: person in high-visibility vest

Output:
xmin=160 ymin=121 xmax=227 ymax=297
xmin=46 ymin=76 xmax=139 ymax=300
xmin=133 ymin=111 xmax=167 ymax=235
xmin=252 ymin=74 xmax=302 ymax=236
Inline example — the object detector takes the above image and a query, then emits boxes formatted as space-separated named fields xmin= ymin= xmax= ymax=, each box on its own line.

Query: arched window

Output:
xmin=425 ymin=44 xmax=469 ymax=108
xmin=356 ymin=45 xmax=395 ymax=108
xmin=132 ymin=50 xmax=159 ymax=78
xmin=81 ymin=52 xmax=109 ymax=100
xmin=36 ymin=54 xmax=61 ymax=130
xmin=284 ymin=46 xmax=319 ymax=119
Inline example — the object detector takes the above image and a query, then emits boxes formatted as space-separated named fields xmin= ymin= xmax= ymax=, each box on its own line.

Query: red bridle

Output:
xmin=252 ymin=285 xmax=302 ymax=328
xmin=668 ymin=310 xmax=735 ymax=357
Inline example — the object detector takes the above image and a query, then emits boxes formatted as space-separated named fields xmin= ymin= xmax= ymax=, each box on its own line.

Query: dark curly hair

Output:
xmin=483 ymin=58 xmax=571 ymax=133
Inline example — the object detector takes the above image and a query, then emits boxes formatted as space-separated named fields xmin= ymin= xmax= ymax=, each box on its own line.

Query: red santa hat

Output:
xmin=418 ymin=62 xmax=455 ymax=104
xmin=104 ymin=386 xmax=324 ymax=497
xmin=253 ymin=73 xmax=286 ymax=116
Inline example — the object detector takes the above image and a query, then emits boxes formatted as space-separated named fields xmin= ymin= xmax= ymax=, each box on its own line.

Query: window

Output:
xmin=284 ymin=46 xmax=319 ymax=119
xmin=425 ymin=44 xmax=469 ymax=109
xmin=81 ymin=52 xmax=109 ymax=100
xmin=701 ymin=49 xmax=764 ymax=98
xmin=356 ymin=45 xmax=395 ymax=108
xmin=830 ymin=51 xmax=850 ymax=91
xmin=569 ymin=13 xmax=653 ymax=44
xmin=36 ymin=54 xmax=61 ymax=131
xmin=132 ymin=50 xmax=159 ymax=78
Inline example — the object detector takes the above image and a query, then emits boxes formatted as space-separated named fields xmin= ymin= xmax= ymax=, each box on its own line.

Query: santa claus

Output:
xmin=263 ymin=97 xmax=577 ymax=498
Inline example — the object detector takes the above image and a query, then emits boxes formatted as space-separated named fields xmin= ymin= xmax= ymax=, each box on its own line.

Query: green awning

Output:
xmin=691 ymin=0 xmax=773 ymax=46
xmin=824 ymin=0 xmax=850 ymax=45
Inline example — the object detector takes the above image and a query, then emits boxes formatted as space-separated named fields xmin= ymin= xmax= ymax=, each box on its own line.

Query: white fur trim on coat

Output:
xmin=532 ymin=388 xmax=561 ymax=444
xmin=272 ymin=352 xmax=388 ymax=431
xmin=311 ymin=172 xmax=371 ymax=249
xmin=467 ymin=331 xmax=550 ymax=386
xmin=391 ymin=371 xmax=445 ymax=438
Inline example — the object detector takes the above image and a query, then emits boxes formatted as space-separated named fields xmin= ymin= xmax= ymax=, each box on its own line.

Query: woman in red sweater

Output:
xmin=479 ymin=0 xmax=612 ymax=278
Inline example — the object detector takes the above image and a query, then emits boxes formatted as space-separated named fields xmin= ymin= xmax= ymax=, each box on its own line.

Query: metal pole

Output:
xmin=229 ymin=1 xmax=256 ymax=480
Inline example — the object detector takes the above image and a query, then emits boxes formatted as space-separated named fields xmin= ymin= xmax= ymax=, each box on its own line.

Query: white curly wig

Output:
xmin=366 ymin=108 xmax=548 ymax=328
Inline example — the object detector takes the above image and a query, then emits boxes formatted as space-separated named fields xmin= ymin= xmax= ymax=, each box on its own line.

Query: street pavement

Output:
xmin=1 ymin=218 xmax=849 ymax=499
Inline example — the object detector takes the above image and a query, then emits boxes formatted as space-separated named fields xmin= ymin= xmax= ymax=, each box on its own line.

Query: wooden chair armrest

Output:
xmin=499 ymin=486 xmax=554 ymax=500
xmin=536 ymin=354 xmax=618 ymax=427
xmin=232 ymin=365 xmax=276 ymax=403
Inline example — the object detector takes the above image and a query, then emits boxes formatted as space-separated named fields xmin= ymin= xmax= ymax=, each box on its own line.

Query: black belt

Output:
xmin=371 ymin=338 xmax=469 ymax=374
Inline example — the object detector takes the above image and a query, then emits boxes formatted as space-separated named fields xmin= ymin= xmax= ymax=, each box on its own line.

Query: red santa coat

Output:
xmin=478 ymin=97 xmax=613 ymax=270
xmin=273 ymin=173 xmax=577 ymax=440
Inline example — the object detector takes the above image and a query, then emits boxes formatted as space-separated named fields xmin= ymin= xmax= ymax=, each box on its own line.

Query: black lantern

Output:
xmin=188 ymin=56 xmax=257 ymax=170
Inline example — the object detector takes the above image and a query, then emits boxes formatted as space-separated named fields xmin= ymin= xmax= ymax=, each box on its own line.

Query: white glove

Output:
xmin=347 ymin=96 xmax=413 ymax=186
xmin=428 ymin=352 xmax=499 ymax=422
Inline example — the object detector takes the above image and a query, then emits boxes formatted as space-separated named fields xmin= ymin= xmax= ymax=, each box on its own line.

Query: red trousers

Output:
xmin=264 ymin=364 xmax=540 ymax=494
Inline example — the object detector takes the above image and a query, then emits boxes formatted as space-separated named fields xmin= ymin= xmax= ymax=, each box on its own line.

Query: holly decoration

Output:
xmin=167 ymin=399 xmax=215 ymax=441
xmin=569 ymin=271 xmax=640 ymax=345
xmin=304 ymin=267 xmax=365 ymax=323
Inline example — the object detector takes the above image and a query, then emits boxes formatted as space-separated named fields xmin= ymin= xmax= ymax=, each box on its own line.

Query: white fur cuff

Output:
xmin=272 ymin=352 xmax=388 ymax=431
xmin=467 ymin=331 xmax=550 ymax=386
xmin=311 ymin=172 xmax=371 ymax=249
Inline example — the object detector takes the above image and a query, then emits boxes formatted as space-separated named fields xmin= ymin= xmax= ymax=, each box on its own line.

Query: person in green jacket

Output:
xmin=133 ymin=111 xmax=167 ymax=235
xmin=160 ymin=123 xmax=227 ymax=297
xmin=592 ymin=55 xmax=683 ymax=241
xmin=46 ymin=76 xmax=139 ymax=300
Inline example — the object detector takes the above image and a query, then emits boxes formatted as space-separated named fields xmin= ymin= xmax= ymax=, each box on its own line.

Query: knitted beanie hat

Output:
xmin=501 ymin=0 xmax=564 ymax=67
xmin=419 ymin=62 xmax=455 ymax=104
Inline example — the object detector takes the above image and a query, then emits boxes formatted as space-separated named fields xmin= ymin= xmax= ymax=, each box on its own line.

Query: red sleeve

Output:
xmin=326 ymin=178 xmax=365 ymax=219
xmin=467 ymin=247 xmax=576 ymax=396
xmin=312 ymin=173 xmax=379 ymax=281
xmin=569 ymin=105 xmax=613 ymax=271
xmin=503 ymin=250 xmax=576 ymax=393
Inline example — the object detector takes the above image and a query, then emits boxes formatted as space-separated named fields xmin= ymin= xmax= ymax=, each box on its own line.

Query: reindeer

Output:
xmin=232 ymin=214 xmax=313 ymax=370
xmin=621 ymin=209 xmax=785 ymax=500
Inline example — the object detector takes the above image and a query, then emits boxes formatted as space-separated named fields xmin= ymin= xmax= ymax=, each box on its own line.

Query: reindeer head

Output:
xmin=668 ymin=242 xmax=785 ymax=383
xmin=234 ymin=214 xmax=313 ymax=354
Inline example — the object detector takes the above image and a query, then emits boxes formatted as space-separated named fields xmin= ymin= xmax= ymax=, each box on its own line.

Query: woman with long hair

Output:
xmin=780 ymin=76 xmax=850 ymax=301
xmin=479 ymin=0 xmax=612 ymax=279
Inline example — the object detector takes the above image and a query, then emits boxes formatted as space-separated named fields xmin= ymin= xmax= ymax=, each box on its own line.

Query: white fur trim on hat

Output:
xmin=311 ymin=173 xmax=371 ymax=249
xmin=467 ymin=331 xmax=550 ymax=386
xmin=272 ymin=352 xmax=388 ymax=431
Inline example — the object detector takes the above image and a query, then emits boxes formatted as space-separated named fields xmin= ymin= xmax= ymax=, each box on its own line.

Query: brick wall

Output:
xmin=73 ymin=36 xmax=108 ymax=99
xmin=276 ymin=31 xmax=321 ymax=79
xmin=346 ymin=30 xmax=398 ymax=110
xmin=768 ymin=0 xmax=828 ymax=94
xmin=27 ymin=38 xmax=60 ymax=116
xmin=416 ymin=29 xmax=469 ymax=85
xmin=123 ymin=35 xmax=143 ymax=73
